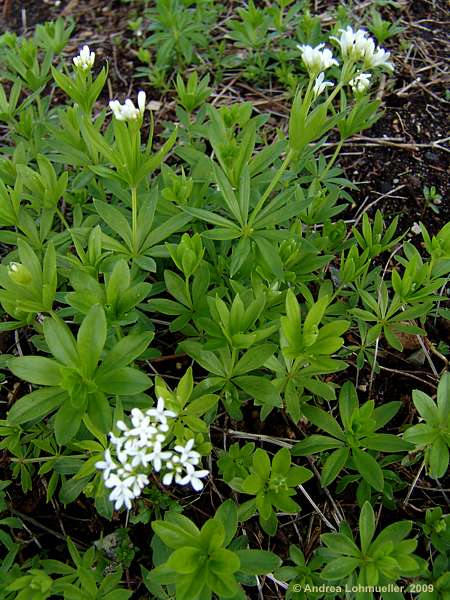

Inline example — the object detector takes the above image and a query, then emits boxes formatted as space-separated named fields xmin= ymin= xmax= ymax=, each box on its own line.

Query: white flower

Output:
xmin=411 ymin=222 xmax=421 ymax=235
xmin=365 ymin=46 xmax=393 ymax=71
xmin=129 ymin=473 xmax=149 ymax=496
xmin=178 ymin=464 xmax=209 ymax=492
xmin=73 ymin=45 xmax=95 ymax=71
xmin=349 ymin=72 xmax=371 ymax=94
xmin=332 ymin=26 xmax=356 ymax=57
xmin=332 ymin=27 xmax=372 ymax=60
xmin=298 ymin=43 xmax=338 ymax=73
xmin=95 ymin=449 xmax=116 ymax=480
xmin=104 ymin=474 xmax=136 ymax=510
xmin=126 ymin=409 xmax=159 ymax=446
xmin=313 ymin=72 xmax=334 ymax=97
xmin=162 ymin=456 xmax=185 ymax=486
xmin=130 ymin=441 xmax=172 ymax=471
xmin=109 ymin=91 xmax=147 ymax=121
xmin=146 ymin=397 xmax=177 ymax=431
xmin=332 ymin=26 xmax=394 ymax=71
xmin=138 ymin=90 xmax=146 ymax=113
xmin=174 ymin=439 xmax=200 ymax=468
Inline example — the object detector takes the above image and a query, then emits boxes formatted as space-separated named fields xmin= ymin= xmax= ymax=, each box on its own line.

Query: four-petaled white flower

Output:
xmin=146 ymin=441 xmax=173 ymax=472
xmin=349 ymin=72 xmax=371 ymax=94
xmin=178 ymin=464 xmax=209 ymax=492
xmin=298 ymin=43 xmax=338 ymax=73
xmin=173 ymin=438 xmax=201 ymax=468
xmin=146 ymin=397 xmax=177 ymax=432
xmin=104 ymin=474 xmax=135 ymax=510
xmin=313 ymin=72 xmax=334 ymax=97
xmin=109 ymin=91 xmax=146 ymax=121
xmin=95 ymin=448 xmax=116 ymax=480
xmin=73 ymin=45 xmax=95 ymax=71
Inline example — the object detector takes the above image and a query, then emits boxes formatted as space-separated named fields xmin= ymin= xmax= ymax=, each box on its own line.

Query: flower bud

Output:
xmin=168 ymin=233 xmax=204 ymax=278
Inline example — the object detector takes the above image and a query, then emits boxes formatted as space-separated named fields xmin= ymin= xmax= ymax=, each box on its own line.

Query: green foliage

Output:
xmin=293 ymin=382 xmax=412 ymax=491
xmin=0 ymin=7 xmax=448 ymax=598
xmin=2 ymin=538 xmax=131 ymax=600
xmin=148 ymin=500 xmax=281 ymax=599
xmin=319 ymin=501 xmax=423 ymax=587
xmin=403 ymin=372 xmax=450 ymax=479
xmin=7 ymin=306 xmax=153 ymax=443
xmin=228 ymin=447 xmax=312 ymax=535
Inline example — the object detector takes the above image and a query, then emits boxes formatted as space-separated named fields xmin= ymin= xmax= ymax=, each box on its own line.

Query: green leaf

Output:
xmin=370 ymin=521 xmax=412 ymax=552
xmin=233 ymin=344 xmax=276 ymax=376
xmin=363 ymin=434 xmax=412 ymax=452
xmin=95 ymin=367 xmax=151 ymax=395
xmin=183 ymin=206 xmax=239 ymax=230
xmin=59 ymin=475 xmax=90 ymax=505
xmin=321 ymin=532 xmax=360 ymax=557
xmin=54 ymin=402 xmax=83 ymax=445
xmin=359 ymin=501 xmax=376 ymax=553
xmin=373 ymin=401 xmax=401 ymax=429
xmin=233 ymin=375 xmax=281 ymax=412
xmin=252 ymin=449 xmax=271 ymax=480
xmin=213 ymin=163 xmax=242 ymax=225
xmin=303 ymin=296 xmax=329 ymax=346
xmin=293 ymin=435 xmax=343 ymax=455
xmin=352 ymin=448 xmax=384 ymax=492
xmin=437 ymin=371 xmax=450 ymax=420
xmin=321 ymin=447 xmax=349 ymax=486
xmin=271 ymin=447 xmax=291 ymax=475
xmin=142 ymin=212 xmax=192 ymax=251
xmin=94 ymin=199 xmax=132 ymax=248
xmin=214 ymin=500 xmax=238 ymax=547
xmin=200 ymin=519 xmax=225 ymax=553
xmin=8 ymin=356 xmax=62 ymax=386
xmin=254 ymin=235 xmax=283 ymax=279
xmin=302 ymin=405 xmax=345 ymax=441
xmin=412 ymin=390 xmax=439 ymax=426
xmin=285 ymin=466 xmax=313 ymax=486
xmin=429 ymin=436 xmax=449 ymax=479
xmin=339 ymin=381 xmax=358 ymax=431
xmin=152 ymin=517 xmax=200 ymax=550
xmin=8 ymin=388 xmax=66 ymax=425
xmin=208 ymin=548 xmax=239 ymax=578
xmin=321 ymin=557 xmax=360 ymax=580
xmin=235 ymin=549 xmax=281 ymax=575
xmin=77 ymin=304 xmax=106 ymax=377
xmin=99 ymin=332 xmax=154 ymax=374
xmin=166 ymin=547 xmax=201 ymax=574
xmin=43 ymin=317 xmax=78 ymax=368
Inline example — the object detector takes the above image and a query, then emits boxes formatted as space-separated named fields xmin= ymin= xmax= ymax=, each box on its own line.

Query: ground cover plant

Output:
xmin=0 ymin=0 xmax=449 ymax=598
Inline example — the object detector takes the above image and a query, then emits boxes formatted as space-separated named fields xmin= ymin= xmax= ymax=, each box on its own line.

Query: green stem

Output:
xmin=321 ymin=139 xmax=344 ymax=180
xmin=131 ymin=185 xmax=138 ymax=253
xmin=56 ymin=206 xmax=70 ymax=231
xmin=185 ymin=275 xmax=192 ymax=309
xmin=248 ymin=149 xmax=294 ymax=227
xmin=10 ymin=454 xmax=86 ymax=464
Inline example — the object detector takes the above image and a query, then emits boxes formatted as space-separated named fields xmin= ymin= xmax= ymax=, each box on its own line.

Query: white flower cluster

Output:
xmin=73 ymin=45 xmax=95 ymax=71
xmin=95 ymin=398 xmax=209 ymax=510
xmin=109 ymin=91 xmax=146 ymax=121
xmin=298 ymin=27 xmax=393 ymax=100
xmin=298 ymin=43 xmax=339 ymax=74
xmin=332 ymin=26 xmax=393 ymax=71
